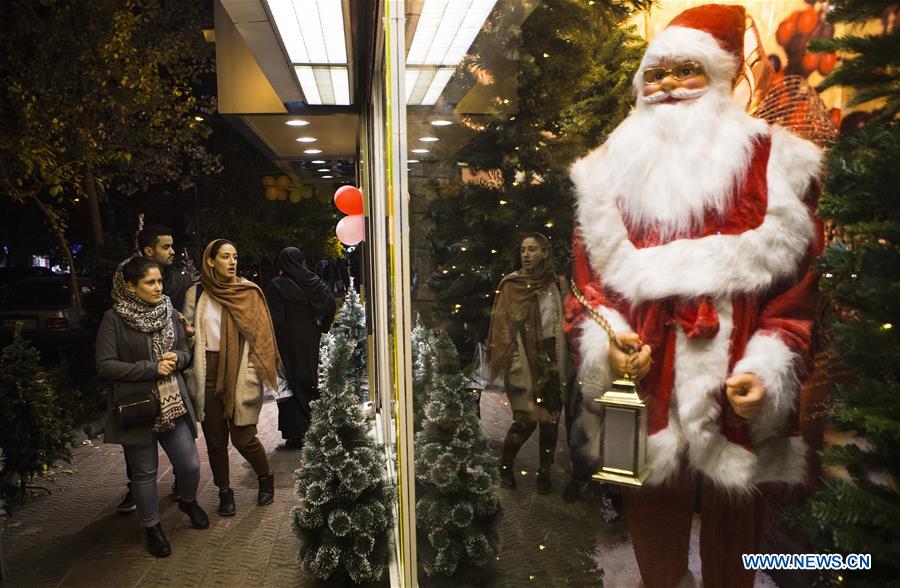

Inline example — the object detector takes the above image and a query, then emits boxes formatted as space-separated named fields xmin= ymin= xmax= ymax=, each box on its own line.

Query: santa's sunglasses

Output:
xmin=642 ymin=60 xmax=704 ymax=85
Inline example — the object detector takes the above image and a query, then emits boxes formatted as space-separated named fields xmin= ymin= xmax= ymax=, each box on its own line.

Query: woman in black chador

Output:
xmin=265 ymin=247 xmax=337 ymax=448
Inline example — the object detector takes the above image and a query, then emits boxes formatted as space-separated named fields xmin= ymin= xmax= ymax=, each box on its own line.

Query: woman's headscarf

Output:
xmin=487 ymin=233 xmax=556 ymax=384
xmin=276 ymin=247 xmax=336 ymax=330
xmin=200 ymin=240 xmax=279 ymax=390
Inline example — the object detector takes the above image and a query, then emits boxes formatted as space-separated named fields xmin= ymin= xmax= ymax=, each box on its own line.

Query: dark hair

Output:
xmin=520 ymin=232 xmax=552 ymax=254
xmin=138 ymin=225 xmax=174 ymax=251
xmin=122 ymin=256 xmax=161 ymax=285
xmin=208 ymin=239 xmax=237 ymax=259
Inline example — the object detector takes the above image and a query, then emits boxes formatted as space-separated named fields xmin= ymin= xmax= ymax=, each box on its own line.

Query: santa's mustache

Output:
xmin=640 ymin=86 xmax=709 ymax=104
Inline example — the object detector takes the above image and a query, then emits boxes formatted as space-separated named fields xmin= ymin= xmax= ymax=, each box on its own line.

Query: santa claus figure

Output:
xmin=565 ymin=4 xmax=823 ymax=587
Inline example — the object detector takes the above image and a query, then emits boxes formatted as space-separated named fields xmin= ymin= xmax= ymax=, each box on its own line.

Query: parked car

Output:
xmin=0 ymin=275 xmax=97 ymax=349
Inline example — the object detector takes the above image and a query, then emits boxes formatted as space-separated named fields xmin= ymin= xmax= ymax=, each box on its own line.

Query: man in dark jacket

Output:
xmin=265 ymin=247 xmax=337 ymax=448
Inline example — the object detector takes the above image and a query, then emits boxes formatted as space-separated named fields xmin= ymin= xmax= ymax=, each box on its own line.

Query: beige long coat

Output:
xmin=183 ymin=283 xmax=264 ymax=426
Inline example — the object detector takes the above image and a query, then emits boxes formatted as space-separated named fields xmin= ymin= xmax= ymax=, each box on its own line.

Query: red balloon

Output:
xmin=334 ymin=185 xmax=363 ymax=215
xmin=336 ymin=214 xmax=365 ymax=246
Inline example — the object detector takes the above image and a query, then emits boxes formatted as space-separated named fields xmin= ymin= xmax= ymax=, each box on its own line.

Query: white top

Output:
xmin=203 ymin=296 xmax=223 ymax=351
xmin=539 ymin=286 xmax=558 ymax=338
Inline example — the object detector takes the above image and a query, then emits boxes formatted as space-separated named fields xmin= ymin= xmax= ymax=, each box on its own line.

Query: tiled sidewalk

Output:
xmin=2 ymin=400 xmax=312 ymax=587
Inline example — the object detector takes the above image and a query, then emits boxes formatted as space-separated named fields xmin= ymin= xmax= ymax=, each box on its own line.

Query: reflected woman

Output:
xmin=182 ymin=239 xmax=279 ymax=516
xmin=487 ymin=233 xmax=569 ymax=494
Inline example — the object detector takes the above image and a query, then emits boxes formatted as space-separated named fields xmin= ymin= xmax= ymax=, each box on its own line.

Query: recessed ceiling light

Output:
xmin=296 ymin=137 xmax=318 ymax=143
xmin=419 ymin=136 xmax=439 ymax=142
xmin=407 ymin=160 xmax=419 ymax=163
xmin=411 ymin=148 xmax=429 ymax=154
xmin=304 ymin=149 xmax=322 ymax=154
xmin=430 ymin=120 xmax=452 ymax=126
xmin=286 ymin=119 xmax=310 ymax=126
xmin=318 ymin=168 xmax=330 ymax=172
xmin=312 ymin=160 xmax=326 ymax=164
xmin=457 ymin=162 xmax=468 ymax=166
xmin=322 ymin=175 xmax=334 ymax=179
xmin=194 ymin=115 xmax=205 ymax=122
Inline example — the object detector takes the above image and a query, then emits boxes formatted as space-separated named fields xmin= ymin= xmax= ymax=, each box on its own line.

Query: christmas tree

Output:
xmin=334 ymin=283 xmax=367 ymax=397
xmin=424 ymin=0 xmax=648 ymax=359
xmin=413 ymin=324 xmax=500 ymax=578
xmin=0 ymin=326 xmax=72 ymax=501
xmin=798 ymin=2 xmax=900 ymax=585
xmin=292 ymin=330 xmax=392 ymax=584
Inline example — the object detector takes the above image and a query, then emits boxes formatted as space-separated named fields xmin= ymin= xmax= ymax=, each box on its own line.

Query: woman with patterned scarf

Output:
xmin=96 ymin=256 xmax=208 ymax=558
xmin=182 ymin=239 xmax=279 ymax=517
xmin=488 ymin=233 xmax=570 ymax=495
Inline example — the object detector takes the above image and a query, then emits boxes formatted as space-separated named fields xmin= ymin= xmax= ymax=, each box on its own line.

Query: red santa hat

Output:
xmin=635 ymin=4 xmax=747 ymax=94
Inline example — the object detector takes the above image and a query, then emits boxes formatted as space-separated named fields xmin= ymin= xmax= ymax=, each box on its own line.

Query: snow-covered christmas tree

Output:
xmin=292 ymin=329 xmax=392 ymax=584
xmin=414 ymin=325 xmax=500 ymax=577
xmin=334 ymin=282 xmax=367 ymax=397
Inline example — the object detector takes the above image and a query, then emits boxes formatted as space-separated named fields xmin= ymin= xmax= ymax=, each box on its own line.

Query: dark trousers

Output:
xmin=501 ymin=408 xmax=560 ymax=470
xmin=201 ymin=352 xmax=271 ymax=488
xmin=621 ymin=466 xmax=767 ymax=588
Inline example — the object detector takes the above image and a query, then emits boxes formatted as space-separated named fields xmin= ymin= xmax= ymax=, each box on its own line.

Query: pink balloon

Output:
xmin=334 ymin=185 xmax=363 ymax=215
xmin=336 ymin=214 xmax=365 ymax=245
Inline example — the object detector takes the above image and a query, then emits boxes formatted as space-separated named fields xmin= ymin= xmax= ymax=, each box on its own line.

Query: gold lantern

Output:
xmin=570 ymin=282 xmax=651 ymax=487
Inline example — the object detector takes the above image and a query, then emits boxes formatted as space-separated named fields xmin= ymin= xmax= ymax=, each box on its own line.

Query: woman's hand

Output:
xmin=608 ymin=332 xmax=652 ymax=380
xmin=725 ymin=373 xmax=766 ymax=418
xmin=179 ymin=313 xmax=195 ymax=338
xmin=157 ymin=355 xmax=177 ymax=376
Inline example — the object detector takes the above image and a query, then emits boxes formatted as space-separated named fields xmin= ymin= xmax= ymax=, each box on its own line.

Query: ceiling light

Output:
xmin=268 ymin=0 xmax=346 ymax=64
xmin=407 ymin=160 xmax=419 ymax=163
xmin=431 ymin=120 xmax=452 ymax=126
xmin=419 ymin=137 xmax=439 ymax=142
xmin=194 ymin=116 xmax=204 ymax=122
xmin=286 ymin=119 xmax=310 ymax=126
xmin=294 ymin=66 xmax=351 ymax=105
xmin=407 ymin=0 xmax=498 ymax=66
xmin=322 ymin=175 xmax=334 ymax=179
xmin=317 ymin=168 xmax=330 ymax=172
xmin=406 ymin=67 xmax=454 ymax=105
xmin=312 ymin=160 xmax=326 ymax=164
xmin=304 ymin=149 xmax=322 ymax=154
xmin=296 ymin=137 xmax=318 ymax=143
xmin=411 ymin=148 xmax=429 ymax=154
xmin=457 ymin=162 xmax=468 ymax=166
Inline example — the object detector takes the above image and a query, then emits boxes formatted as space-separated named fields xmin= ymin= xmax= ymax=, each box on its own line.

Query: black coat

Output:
xmin=95 ymin=309 xmax=196 ymax=445
xmin=163 ymin=265 xmax=193 ymax=313
xmin=265 ymin=274 xmax=336 ymax=439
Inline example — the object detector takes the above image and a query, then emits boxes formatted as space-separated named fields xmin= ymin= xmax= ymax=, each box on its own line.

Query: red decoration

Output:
xmin=334 ymin=185 xmax=363 ymax=215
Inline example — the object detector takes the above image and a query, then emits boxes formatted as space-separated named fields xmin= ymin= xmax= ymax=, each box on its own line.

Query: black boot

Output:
xmin=217 ymin=487 xmax=236 ymax=517
xmin=145 ymin=523 xmax=172 ymax=558
xmin=563 ymin=478 xmax=585 ymax=503
xmin=536 ymin=468 xmax=553 ymax=495
xmin=258 ymin=472 xmax=275 ymax=506
xmin=499 ymin=462 xmax=516 ymax=489
xmin=178 ymin=499 xmax=209 ymax=529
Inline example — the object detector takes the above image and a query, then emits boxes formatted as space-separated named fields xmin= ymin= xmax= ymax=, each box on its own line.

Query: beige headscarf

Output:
xmin=201 ymin=240 xmax=279 ymax=415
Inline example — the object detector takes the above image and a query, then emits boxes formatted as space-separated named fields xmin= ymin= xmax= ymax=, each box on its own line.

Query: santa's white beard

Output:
xmin=594 ymin=89 xmax=767 ymax=240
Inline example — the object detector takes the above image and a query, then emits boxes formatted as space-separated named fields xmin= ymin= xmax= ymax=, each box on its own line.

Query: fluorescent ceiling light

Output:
xmin=411 ymin=148 xmax=429 ymax=154
xmin=296 ymin=137 xmax=318 ymax=143
xmin=407 ymin=0 xmax=497 ymax=66
xmin=304 ymin=149 xmax=322 ymax=154
xmin=406 ymin=67 xmax=454 ymax=105
xmin=431 ymin=120 xmax=452 ymax=126
xmin=419 ymin=137 xmax=439 ymax=142
xmin=294 ymin=66 xmax=351 ymax=105
xmin=317 ymin=168 xmax=330 ymax=172
xmin=267 ymin=0 xmax=346 ymax=64
xmin=312 ymin=160 xmax=326 ymax=164
xmin=322 ymin=175 xmax=334 ymax=179
xmin=286 ymin=119 xmax=310 ymax=126
xmin=407 ymin=160 xmax=419 ymax=163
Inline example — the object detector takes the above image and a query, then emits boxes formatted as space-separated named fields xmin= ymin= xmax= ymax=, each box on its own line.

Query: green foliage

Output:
xmin=425 ymin=0 xmax=645 ymax=359
xmin=413 ymin=323 xmax=500 ymax=578
xmin=332 ymin=286 xmax=367 ymax=397
xmin=0 ymin=327 xmax=73 ymax=493
xmin=292 ymin=330 xmax=391 ymax=584
xmin=798 ymin=3 xmax=900 ymax=584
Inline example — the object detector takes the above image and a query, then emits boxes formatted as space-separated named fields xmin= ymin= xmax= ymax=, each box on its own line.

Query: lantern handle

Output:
xmin=569 ymin=280 xmax=639 ymax=378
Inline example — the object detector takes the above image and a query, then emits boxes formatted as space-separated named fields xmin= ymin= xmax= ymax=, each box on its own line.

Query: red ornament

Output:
xmin=334 ymin=185 xmax=363 ymax=215
xmin=818 ymin=53 xmax=837 ymax=75
xmin=796 ymin=7 xmax=818 ymax=35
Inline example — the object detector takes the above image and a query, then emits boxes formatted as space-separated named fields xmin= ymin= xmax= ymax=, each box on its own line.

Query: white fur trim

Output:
xmin=645 ymin=425 xmax=685 ymax=485
xmin=572 ymin=125 xmax=821 ymax=306
xmin=756 ymin=436 xmax=807 ymax=486
xmin=635 ymin=26 xmax=738 ymax=96
xmin=732 ymin=332 xmax=800 ymax=444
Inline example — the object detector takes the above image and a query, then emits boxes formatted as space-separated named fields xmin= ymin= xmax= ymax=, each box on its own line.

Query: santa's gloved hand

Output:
xmin=725 ymin=373 xmax=767 ymax=418
xmin=609 ymin=332 xmax=652 ymax=380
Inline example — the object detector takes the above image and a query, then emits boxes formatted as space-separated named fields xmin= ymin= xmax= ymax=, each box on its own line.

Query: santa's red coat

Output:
xmin=565 ymin=126 xmax=823 ymax=491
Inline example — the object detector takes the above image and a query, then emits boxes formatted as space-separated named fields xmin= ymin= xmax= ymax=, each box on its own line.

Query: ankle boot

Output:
xmin=145 ymin=523 xmax=172 ymax=558
xmin=217 ymin=487 xmax=236 ymax=517
xmin=257 ymin=472 xmax=275 ymax=506
xmin=499 ymin=462 xmax=516 ymax=489
xmin=179 ymin=499 xmax=209 ymax=529
xmin=536 ymin=468 xmax=553 ymax=495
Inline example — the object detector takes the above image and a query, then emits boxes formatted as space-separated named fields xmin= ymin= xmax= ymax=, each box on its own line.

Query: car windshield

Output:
xmin=2 ymin=282 xmax=71 ymax=306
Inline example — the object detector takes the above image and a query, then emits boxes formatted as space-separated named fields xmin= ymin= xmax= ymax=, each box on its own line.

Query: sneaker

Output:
xmin=499 ymin=463 xmax=516 ymax=490
xmin=218 ymin=487 xmax=236 ymax=517
xmin=178 ymin=499 xmax=210 ymax=529
xmin=145 ymin=523 xmax=172 ymax=558
xmin=257 ymin=472 xmax=275 ymax=506
xmin=117 ymin=490 xmax=137 ymax=513
xmin=169 ymin=480 xmax=180 ymax=502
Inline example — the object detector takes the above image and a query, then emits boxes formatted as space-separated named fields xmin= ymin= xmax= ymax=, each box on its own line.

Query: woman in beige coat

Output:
xmin=182 ymin=239 xmax=279 ymax=516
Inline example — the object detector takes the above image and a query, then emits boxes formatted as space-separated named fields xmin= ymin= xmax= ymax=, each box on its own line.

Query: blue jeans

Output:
xmin=123 ymin=416 xmax=200 ymax=528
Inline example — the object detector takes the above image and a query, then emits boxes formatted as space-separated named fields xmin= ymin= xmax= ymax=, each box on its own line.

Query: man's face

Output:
xmin=520 ymin=237 xmax=547 ymax=275
xmin=144 ymin=235 xmax=175 ymax=266
xmin=640 ymin=58 xmax=709 ymax=105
